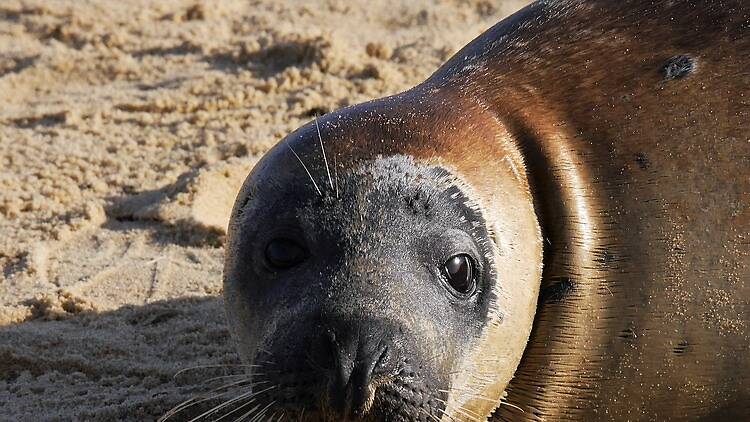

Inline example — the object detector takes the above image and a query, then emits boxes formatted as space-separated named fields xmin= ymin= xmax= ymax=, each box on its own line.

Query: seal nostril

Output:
xmin=321 ymin=324 xmax=403 ymax=418
xmin=372 ymin=345 xmax=390 ymax=377
xmin=312 ymin=329 xmax=339 ymax=372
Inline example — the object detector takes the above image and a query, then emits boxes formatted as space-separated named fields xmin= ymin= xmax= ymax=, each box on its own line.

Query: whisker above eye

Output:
xmin=315 ymin=117 xmax=334 ymax=194
xmin=287 ymin=143 xmax=322 ymax=197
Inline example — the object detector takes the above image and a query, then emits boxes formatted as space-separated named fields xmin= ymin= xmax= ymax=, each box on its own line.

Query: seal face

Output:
xmin=223 ymin=0 xmax=750 ymax=420
xmin=226 ymin=154 xmax=504 ymax=420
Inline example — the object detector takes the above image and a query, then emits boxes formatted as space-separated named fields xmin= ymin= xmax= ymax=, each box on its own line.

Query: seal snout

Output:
xmin=321 ymin=322 xmax=401 ymax=418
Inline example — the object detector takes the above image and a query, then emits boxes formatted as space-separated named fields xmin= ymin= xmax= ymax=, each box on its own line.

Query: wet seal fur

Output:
xmin=224 ymin=0 xmax=750 ymax=420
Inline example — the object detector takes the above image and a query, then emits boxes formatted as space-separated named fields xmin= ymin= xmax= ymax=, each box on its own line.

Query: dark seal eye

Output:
xmin=265 ymin=238 xmax=307 ymax=269
xmin=443 ymin=254 xmax=476 ymax=295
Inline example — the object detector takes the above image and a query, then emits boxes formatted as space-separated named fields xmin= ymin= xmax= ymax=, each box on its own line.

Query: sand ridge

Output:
xmin=0 ymin=0 xmax=529 ymax=419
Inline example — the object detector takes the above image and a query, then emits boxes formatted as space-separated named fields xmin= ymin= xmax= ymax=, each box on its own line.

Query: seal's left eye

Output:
xmin=443 ymin=254 xmax=476 ymax=295
xmin=265 ymin=238 xmax=308 ymax=269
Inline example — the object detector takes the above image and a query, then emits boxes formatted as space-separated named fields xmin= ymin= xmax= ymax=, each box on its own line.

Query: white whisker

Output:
xmin=188 ymin=385 xmax=276 ymax=422
xmin=287 ymin=144 xmax=322 ymax=196
xmin=158 ymin=379 xmax=262 ymax=422
xmin=333 ymin=152 xmax=339 ymax=198
xmin=173 ymin=364 xmax=259 ymax=379
xmin=315 ymin=117 xmax=334 ymax=193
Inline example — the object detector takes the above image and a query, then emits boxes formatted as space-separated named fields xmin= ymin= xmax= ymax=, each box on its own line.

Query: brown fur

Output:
xmin=427 ymin=1 xmax=750 ymax=419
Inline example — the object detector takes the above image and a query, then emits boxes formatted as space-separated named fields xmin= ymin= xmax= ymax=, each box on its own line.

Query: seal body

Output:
xmin=224 ymin=0 xmax=750 ymax=420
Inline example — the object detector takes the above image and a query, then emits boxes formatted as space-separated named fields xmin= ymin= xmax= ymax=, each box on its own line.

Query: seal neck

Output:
xmin=476 ymin=86 xmax=611 ymax=419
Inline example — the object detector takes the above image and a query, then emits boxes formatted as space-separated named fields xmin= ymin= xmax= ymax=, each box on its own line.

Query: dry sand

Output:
xmin=0 ymin=0 xmax=530 ymax=420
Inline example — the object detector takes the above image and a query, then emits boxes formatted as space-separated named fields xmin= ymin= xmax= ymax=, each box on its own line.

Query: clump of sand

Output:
xmin=0 ymin=0 xmax=529 ymax=419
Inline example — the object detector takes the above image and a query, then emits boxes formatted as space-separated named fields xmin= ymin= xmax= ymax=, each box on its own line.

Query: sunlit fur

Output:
xmin=424 ymin=155 xmax=542 ymax=421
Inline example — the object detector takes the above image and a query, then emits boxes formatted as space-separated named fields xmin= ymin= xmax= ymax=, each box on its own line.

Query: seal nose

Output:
xmin=323 ymin=327 xmax=398 ymax=418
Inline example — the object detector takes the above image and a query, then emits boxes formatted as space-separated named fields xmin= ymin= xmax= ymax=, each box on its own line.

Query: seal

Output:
xmin=223 ymin=0 xmax=750 ymax=420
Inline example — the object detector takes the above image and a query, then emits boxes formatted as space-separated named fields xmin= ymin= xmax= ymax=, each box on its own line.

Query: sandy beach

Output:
xmin=0 ymin=0 xmax=529 ymax=419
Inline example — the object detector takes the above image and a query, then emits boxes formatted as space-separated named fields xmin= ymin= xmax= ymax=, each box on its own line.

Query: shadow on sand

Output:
xmin=0 ymin=296 xmax=252 ymax=421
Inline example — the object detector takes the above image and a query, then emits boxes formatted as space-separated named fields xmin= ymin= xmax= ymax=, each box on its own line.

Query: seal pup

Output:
xmin=223 ymin=0 xmax=750 ymax=420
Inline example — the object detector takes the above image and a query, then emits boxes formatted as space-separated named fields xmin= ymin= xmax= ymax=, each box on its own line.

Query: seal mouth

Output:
xmin=324 ymin=334 xmax=403 ymax=419
xmin=347 ymin=371 xmax=399 ymax=418
xmin=240 ymin=344 xmax=448 ymax=422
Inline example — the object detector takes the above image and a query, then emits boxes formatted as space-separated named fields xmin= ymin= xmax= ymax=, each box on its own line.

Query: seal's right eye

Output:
xmin=265 ymin=238 xmax=308 ymax=269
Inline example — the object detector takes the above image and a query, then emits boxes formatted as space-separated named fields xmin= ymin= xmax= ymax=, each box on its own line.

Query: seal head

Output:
xmin=224 ymin=93 xmax=543 ymax=421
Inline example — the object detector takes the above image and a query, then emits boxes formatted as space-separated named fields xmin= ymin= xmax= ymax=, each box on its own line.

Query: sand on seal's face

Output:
xmin=0 ymin=0 xmax=529 ymax=419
